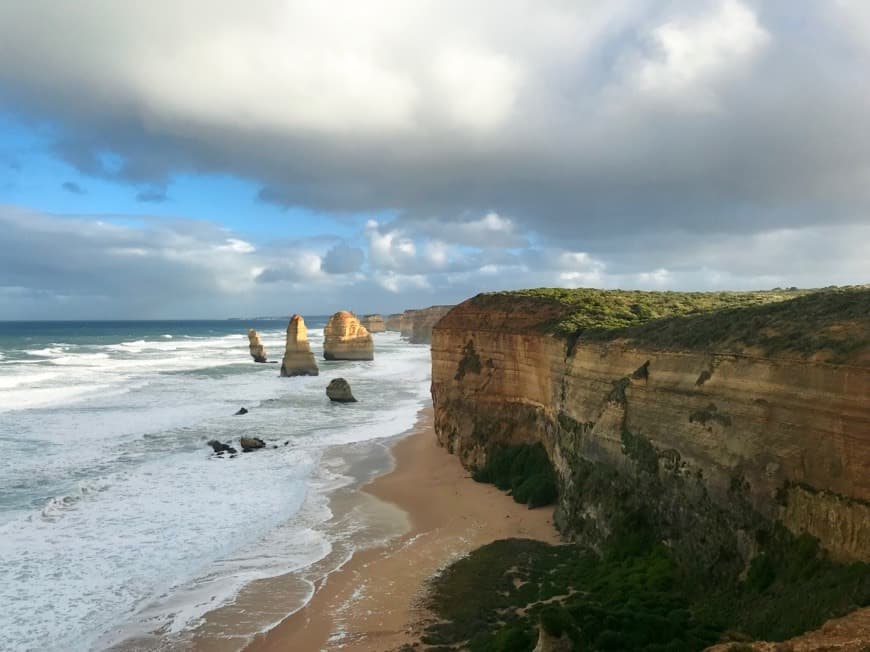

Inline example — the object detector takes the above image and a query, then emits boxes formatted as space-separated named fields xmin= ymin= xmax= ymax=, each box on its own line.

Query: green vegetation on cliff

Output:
xmin=472 ymin=443 xmax=558 ymax=508
xmin=476 ymin=285 xmax=869 ymax=361
xmin=415 ymin=527 xmax=870 ymax=652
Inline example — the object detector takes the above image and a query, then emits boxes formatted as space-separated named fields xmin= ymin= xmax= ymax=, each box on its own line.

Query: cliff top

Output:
xmin=446 ymin=286 xmax=870 ymax=364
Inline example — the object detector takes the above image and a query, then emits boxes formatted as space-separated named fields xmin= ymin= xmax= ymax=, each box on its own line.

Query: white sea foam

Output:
xmin=0 ymin=328 xmax=431 ymax=651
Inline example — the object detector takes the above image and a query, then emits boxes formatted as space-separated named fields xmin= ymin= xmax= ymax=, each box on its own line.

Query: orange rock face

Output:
xmin=323 ymin=311 xmax=373 ymax=361
xmin=360 ymin=314 xmax=386 ymax=333
xmin=431 ymin=293 xmax=870 ymax=564
xmin=280 ymin=314 xmax=319 ymax=376
xmin=247 ymin=329 xmax=267 ymax=363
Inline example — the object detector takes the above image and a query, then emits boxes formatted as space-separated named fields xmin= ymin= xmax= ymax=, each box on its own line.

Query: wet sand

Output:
xmin=245 ymin=407 xmax=560 ymax=652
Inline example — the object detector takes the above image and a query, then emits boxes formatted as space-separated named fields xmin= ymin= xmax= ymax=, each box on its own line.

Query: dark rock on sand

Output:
xmin=326 ymin=378 xmax=357 ymax=403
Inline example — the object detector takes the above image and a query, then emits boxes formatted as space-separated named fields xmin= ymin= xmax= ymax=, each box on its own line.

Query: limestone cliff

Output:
xmin=247 ymin=328 xmax=267 ymax=363
xmin=323 ymin=311 xmax=374 ymax=361
xmin=280 ymin=314 xmax=319 ymax=376
xmin=360 ymin=314 xmax=386 ymax=333
xmin=431 ymin=288 xmax=870 ymax=567
xmin=399 ymin=305 xmax=454 ymax=344
xmin=385 ymin=313 xmax=403 ymax=331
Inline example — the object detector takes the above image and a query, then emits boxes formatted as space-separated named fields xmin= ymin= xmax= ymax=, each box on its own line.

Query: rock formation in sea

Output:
xmin=326 ymin=377 xmax=357 ymax=402
xmin=360 ymin=314 xmax=386 ymax=333
xmin=240 ymin=436 xmax=266 ymax=452
xmin=431 ymin=287 xmax=870 ymax=567
xmin=323 ymin=311 xmax=374 ymax=361
xmin=399 ymin=305 xmax=453 ymax=344
xmin=385 ymin=313 xmax=403 ymax=331
xmin=280 ymin=314 xmax=319 ymax=376
xmin=247 ymin=328 xmax=267 ymax=362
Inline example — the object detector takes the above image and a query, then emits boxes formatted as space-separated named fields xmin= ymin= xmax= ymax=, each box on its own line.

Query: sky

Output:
xmin=0 ymin=0 xmax=868 ymax=319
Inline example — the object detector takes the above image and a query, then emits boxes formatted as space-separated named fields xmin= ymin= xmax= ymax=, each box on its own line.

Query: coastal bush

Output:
xmin=472 ymin=443 xmax=557 ymax=508
xmin=481 ymin=285 xmax=870 ymax=362
xmin=419 ymin=525 xmax=870 ymax=652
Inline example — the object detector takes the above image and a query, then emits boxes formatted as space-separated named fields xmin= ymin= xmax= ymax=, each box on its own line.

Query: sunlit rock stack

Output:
xmin=360 ymin=314 xmax=386 ymax=333
xmin=247 ymin=328 xmax=267 ymax=363
xmin=323 ymin=311 xmax=374 ymax=361
xmin=280 ymin=314 xmax=319 ymax=376
xmin=385 ymin=314 xmax=403 ymax=331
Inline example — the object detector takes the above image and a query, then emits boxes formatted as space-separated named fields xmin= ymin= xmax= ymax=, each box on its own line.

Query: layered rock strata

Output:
xmin=385 ymin=314 xmax=403 ymax=331
xmin=280 ymin=314 xmax=319 ymax=376
xmin=431 ymin=289 xmax=870 ymax=568
xmin=399 ymin=305 xmax=454 ymax=344
xmin=360 ymin=314 xmax=386 ymax=333
xmin=323 ymin=311 xmax=374 ymax=361
xmin=247 ymin=328 xmax=267 ymax=362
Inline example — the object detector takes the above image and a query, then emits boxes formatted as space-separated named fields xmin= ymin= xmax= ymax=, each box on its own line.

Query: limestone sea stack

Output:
xmin=280 ymin=314 xmax=319 ymax=377
xmin=360 ymin=314 xmax=386 ymax=333
xmin=247 ymin=329 xmax=267 ymax=362
xmin=385 ymin=314 xmax=403 ymax=331
xmin=323 ymin=311 xmax=374 ymax=361
xmin=400 ymin=305 xmax=454 ymax=344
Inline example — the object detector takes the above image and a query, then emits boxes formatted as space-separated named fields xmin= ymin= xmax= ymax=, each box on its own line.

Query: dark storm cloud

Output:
xmin=0 ymin=0 xmax=867 ymax=317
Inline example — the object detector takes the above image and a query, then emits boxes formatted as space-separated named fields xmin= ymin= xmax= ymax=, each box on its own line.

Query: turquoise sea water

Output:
xmin=0 ymin=320 xmax=431 ymax=651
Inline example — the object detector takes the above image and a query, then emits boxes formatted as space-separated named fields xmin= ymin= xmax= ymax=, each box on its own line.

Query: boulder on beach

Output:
xmin=323 ymin=311 xmax=374 ymax=361
xmin=326 ymin=378 xmax=357 ymax=403
xmin=240 ymin=436 xmax=266 ymax=452
xmin=247 ymin=329 xmax=267 ymax=363
xmin=281 ymin=314 xmax=319 ymax=377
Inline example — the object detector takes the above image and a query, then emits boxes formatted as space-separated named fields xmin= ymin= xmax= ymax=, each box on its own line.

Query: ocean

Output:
xmin=0 ymin=320 xmax=431 ymax=651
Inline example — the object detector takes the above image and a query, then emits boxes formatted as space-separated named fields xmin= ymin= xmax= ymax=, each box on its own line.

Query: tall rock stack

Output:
xmin=323 ymin=311 xmax=374 ymax=361
xmin=247 ymin=329 xmax=267 ymax=363
xmin=360 ymin=314 xmax=386 ymax=333
xmin=385 ymin=314 xmax=403 ymax=331
xmin=280 ymin=314 xmax=319 ymax=376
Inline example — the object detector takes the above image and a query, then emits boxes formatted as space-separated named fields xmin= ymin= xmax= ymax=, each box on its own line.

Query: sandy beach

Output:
xmin=245 ymin=406 xmax=561 ymax=652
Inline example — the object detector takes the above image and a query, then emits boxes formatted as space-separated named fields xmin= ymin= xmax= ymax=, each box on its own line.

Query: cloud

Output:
xmin=61 ymin=181 xmax=85 ymax=194
xmin=0 ymin=205 xmax=867 ymax=319
xmin=1 ymin=0 xmax=867 ymax=251
xmin=136 ymin=187 xmax=168 ymax=203
xmin=321 ymin=243 xmax=365 ymax=274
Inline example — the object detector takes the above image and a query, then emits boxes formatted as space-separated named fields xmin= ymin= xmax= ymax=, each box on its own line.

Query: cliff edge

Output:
xmin=431 ymin=287 xmax=870 ymax=566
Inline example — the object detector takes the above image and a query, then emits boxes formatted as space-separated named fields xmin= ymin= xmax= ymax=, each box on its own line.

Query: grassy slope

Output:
xmin=474 ymin=286 xmax=869 ymax=363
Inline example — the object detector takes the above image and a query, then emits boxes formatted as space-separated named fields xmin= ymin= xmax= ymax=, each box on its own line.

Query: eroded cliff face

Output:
xmin=400 ymin=305 xmax=454 ymax=344
xmin=431 ymin=295 xmax=870 ymax=566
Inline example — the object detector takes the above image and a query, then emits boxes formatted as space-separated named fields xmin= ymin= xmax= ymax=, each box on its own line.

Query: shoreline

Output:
xmin=245 ymin=405 xmax=560 ymax=651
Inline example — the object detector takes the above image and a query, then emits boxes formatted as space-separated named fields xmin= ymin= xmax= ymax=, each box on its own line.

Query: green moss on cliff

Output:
xmin=473 ymin=443 xmax=558 ymax=508
xmin=477 ymin=285 xmax=869 ymax=362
